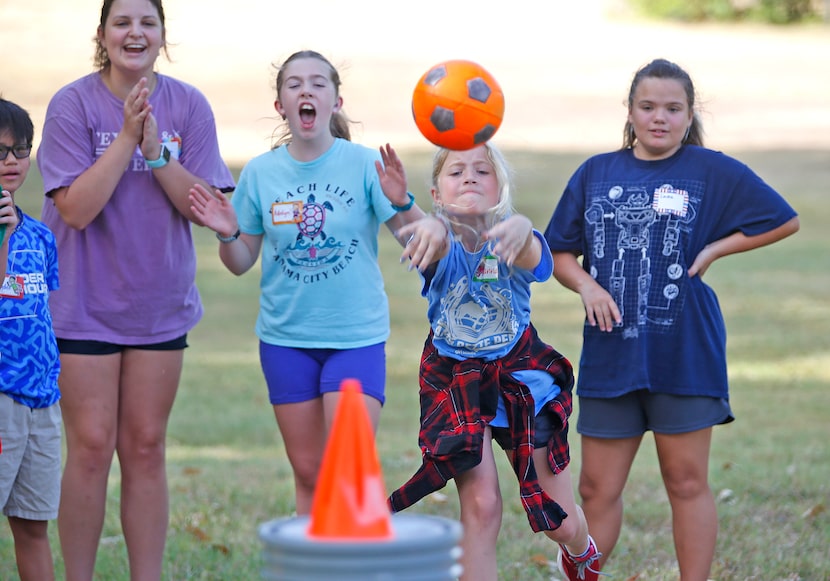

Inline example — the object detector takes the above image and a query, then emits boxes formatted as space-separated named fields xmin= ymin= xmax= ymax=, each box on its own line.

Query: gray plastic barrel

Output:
xmin=258 ymin=513 xmax=463 ymax=580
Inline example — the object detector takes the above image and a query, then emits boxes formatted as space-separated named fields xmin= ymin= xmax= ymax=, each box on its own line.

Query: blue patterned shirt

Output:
xmin=1 ymin=209 xmax=60 ymax=408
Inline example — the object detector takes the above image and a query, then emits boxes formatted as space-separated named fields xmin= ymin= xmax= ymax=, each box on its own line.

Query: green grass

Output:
xmin=2 ymin=149 xmax=828 ymax=580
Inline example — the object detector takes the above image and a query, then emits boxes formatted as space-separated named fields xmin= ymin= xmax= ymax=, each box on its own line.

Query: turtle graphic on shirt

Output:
xmin=296 ymin=193 xmax=333 ymax=242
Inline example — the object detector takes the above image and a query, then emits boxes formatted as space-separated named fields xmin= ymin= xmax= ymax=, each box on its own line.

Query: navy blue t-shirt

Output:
xmin=544 ymin=145 xmax=797 ymax=399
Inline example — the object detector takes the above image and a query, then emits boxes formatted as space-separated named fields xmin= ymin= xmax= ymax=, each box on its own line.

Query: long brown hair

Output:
xmin=271 ymin=50 xmax=352 ymax=148
xmin=622 ymin=58 xmax=704 ymax=149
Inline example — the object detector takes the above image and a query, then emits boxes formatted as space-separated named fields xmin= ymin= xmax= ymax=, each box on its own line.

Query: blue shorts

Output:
xmin=259 ymin=341 xmax=386 ymax=405
xmin=57 ymin=335 xmax=188 ymax=355
xmin=577 ymin=390 xmax=734 ymax=438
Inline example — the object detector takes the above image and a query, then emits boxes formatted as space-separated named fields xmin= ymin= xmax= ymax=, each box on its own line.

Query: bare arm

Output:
xmin=140 ymin=111 xmax=213 ymax=225
xmin=376 ymin=142 xmax=426 ymax=242
xmin=217 ymin=232 xmax=262 ymax=276
xmin=551 ymin=250 xmax=622 ymax=332
xmin=393 ymin=215 xmax=450 ymax=272
xmin=189 ymin=183 xmax=261 ymax=275
xmin=51 ymin=77 xmax=215 ymax=229
xmin=376 ymin=143 xmax=448 ymax=269
xmin=688 ymin=216 xmax=800 ymax=278
xmin=50 ymin=78 xmax=151 ymax=229
xmin=0 ymin=190 xmax=19 ymax=277
xmin=485 ymin=214 xmax=539 ymax=270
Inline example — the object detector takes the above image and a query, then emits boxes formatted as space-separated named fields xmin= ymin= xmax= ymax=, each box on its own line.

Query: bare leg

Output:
xmin=654 ymin=429 xmax=717 ymax=581
xmin=532 ymin=457 xmax=589 ymax=554
xmin=116 ymin=348 xmax=183 ymax=581
xmin=578 ymin=435 xmax=642 ymax=568
xmin=273 ymin=398 xmax=327 ymax=515
xmin=321 ymin=391 xmax=382 ymax=434
xmin=271 ymin=390 xmax=382 ymax=516
xmin=58 ymin=353 xmax=121 ymax=581
xmin=8 ymin=517 xmax=55 ymax=581
xmin=454 ymin=429 xmax=502 ymax=581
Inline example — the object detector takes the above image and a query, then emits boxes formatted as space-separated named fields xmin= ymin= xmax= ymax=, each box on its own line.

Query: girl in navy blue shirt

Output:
xmin=544 ymin=58 xmax=799 ymax=580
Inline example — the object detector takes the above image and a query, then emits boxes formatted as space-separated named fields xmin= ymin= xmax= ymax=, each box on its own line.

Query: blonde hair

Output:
xmin=431 ymin=142 xmax=514 ymax=225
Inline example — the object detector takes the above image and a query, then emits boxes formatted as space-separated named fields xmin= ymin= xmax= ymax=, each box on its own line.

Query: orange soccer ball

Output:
xmin=411 ymin=59 xmax=505 ymax=151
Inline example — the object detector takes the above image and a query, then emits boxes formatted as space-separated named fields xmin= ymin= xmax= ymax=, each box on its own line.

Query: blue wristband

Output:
xmin=391 ymin=192 xmax=415 ymax=212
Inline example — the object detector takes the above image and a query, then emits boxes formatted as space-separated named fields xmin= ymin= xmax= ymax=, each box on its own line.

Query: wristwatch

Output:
xmin=145 ymin=145 xmax=171 ymax=169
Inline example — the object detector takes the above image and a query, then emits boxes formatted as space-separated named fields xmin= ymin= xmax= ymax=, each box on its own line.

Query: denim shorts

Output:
xmin=577 ymin=389 xmax=734 ymax=438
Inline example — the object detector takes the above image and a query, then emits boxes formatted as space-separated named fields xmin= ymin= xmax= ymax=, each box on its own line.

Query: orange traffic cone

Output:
xmin=307 ymin=378 xmax=393 ymax=540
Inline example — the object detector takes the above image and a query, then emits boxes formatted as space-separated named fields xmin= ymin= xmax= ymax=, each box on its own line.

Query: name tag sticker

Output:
xmin=272 ymin=201 xmax=303 ymax=225
xmin=474 ymin=255 xmax=499 ymax=282
xmin=652 ymin=185 xmax=689 ymax=217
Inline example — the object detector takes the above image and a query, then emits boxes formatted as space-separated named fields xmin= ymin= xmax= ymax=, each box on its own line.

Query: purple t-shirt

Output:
xmin=37 ymin=73 xmax=235 ymax=344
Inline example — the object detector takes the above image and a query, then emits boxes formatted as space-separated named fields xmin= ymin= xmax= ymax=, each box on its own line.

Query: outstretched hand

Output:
xmin=484 ymin=214 xmax=534 ymax=268
xmin=395 ymin=215 xmax=449 ymax=272
xmin=375 ymin=143 xmax=409 ymax=207
xmin=189 ymin=183 xmax=238 ymax=238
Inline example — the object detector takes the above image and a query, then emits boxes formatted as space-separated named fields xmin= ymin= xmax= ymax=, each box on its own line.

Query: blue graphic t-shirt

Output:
xmin=425 ymin=229 xmax=552 ymax=360
xmin=545 ymin=145 xmax=798 ymax=399
xmin=232 ymin=139 xmax=397 ymax=348
xmin=0 ymin=210 xmax=61 ymax=408
xmin=422 ymin=229 xmax=561 ymax=424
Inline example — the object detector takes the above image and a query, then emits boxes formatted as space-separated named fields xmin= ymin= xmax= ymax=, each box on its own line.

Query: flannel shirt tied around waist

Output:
xmin=388 ymin=323 xmax=574 ymax=532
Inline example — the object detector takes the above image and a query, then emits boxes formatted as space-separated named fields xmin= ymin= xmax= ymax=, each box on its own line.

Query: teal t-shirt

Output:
xmin=232 ymin=139 xmax=397 ymax=348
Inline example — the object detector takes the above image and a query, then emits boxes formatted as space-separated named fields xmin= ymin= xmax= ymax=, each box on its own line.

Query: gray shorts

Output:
xmin=0 ymin=394 xmax=62 ymax=520
xmin=577 ymin=390 xmax=734 ymax=438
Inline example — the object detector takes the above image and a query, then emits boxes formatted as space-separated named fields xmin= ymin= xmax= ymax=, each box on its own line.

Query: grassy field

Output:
xmin=2 ymin=149 xmax=828 ymax=580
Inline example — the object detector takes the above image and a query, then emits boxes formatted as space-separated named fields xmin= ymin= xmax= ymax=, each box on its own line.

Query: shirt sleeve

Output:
xmin=38 ymin=86 xmax=96 ymax=196
xmin=174 ymin=86 xmax=236 ymax=192
xmin=708 ymin=156 xmax=797 ymax=239
xmin=544 ymin=162 xmax=588 ymax=253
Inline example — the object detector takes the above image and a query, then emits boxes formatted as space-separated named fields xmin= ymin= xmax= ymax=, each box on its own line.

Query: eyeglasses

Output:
xmin=0 ymin=144 xmax=32 ymax=161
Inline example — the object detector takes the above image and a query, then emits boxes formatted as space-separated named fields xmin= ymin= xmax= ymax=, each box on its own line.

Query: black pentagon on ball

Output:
xmin=473 ymin=124 xmax=497 ymax=145
xmin=430 ymin=106 xmax=455 ymax=132
xmin=424 ymin=65 xmax=448 ymax=87
xmin=467 ymin=78 xmax=492 ymax=104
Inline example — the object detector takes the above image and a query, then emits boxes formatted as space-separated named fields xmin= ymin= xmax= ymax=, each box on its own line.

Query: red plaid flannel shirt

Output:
xmin=388 ymin=324 xmax=574 ymax=532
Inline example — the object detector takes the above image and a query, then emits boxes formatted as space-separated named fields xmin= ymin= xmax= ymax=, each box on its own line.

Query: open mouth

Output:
xmin=300 ymin=103 xmax=316 ymax=126
xmin=124 ymin=43 xmax=146 ymax=54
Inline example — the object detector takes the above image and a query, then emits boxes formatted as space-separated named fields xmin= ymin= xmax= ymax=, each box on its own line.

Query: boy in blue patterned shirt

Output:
xmin=0 ymin=97 xmax=61 ymax=581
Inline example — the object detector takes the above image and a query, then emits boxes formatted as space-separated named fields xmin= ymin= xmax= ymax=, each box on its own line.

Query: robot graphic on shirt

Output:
xmin=585 ymin=184 xmax=696 ymax=338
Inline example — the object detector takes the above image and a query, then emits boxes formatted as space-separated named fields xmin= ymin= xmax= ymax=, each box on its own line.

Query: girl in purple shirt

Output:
xmin=37 ymin=1 xmax=234 ymax=578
